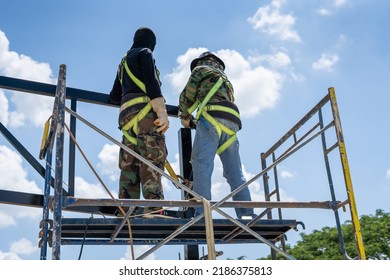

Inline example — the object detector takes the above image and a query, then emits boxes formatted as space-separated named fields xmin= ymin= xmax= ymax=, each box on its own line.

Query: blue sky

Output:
xmin=1 ymin=0 xmax=390 ymax=260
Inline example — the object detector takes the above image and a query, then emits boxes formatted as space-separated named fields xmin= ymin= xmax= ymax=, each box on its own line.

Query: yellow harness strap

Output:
xmin=119 ymin=57 xmax=152 ymax=145
xmin=122 ymin=58 xmax=146 ymax=93
xmin=201 ymin=111 xmax=237 ymax=155
xmin=188 ymin=77 xmax=239 ymax=155
xmin=121 ymin=102 xmax=152 ymax=145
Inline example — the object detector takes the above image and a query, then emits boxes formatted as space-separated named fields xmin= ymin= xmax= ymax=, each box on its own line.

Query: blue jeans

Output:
xmin=191 ymin=116 xmax=254 ymax=218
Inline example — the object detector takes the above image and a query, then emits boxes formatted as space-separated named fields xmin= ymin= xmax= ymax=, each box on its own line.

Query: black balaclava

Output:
xmin=131 ymin=27 xmax=156 ymax=51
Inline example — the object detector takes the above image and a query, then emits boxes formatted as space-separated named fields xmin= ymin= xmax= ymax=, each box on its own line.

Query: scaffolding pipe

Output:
xmin=329 ymin=87 xmax=366 ymax=260
xmin=52 ymin=64 xmax=67 ymax=260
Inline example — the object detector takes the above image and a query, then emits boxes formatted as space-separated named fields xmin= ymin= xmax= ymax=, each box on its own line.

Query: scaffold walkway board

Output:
xmin=60 ymin=218 xmax=297 ymax=246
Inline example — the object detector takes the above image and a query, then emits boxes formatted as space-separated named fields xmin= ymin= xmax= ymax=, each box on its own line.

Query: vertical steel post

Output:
xmin=271 ymin=152 xmax=286 ymax=256
xmin=318 ymin=108 xmax=347 ymax=258
xmin=68 ymin=98 xmax=77 ymax=196
xmin=178 ymin=128 xmax=199 ymax=260
xmin=39 ymin=151 xmax=52 ymax=260
xmin=52 ymin=64 xmax=67 ymax=260
xmin=328 ymin=87 xmax=366 ymax=260
xmin=261 ymin=153 xmax=276 ymax=259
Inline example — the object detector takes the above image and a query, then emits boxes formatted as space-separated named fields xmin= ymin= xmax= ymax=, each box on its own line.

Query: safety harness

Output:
xmin=119 ymin=55 xmax=152 ymax=145
xmin=187 ymin=76 xmax=241 ymax=155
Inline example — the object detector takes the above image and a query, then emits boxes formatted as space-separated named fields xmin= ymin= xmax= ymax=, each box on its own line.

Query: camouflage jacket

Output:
xmin=179 ymin=60 xmax=241 ymax=128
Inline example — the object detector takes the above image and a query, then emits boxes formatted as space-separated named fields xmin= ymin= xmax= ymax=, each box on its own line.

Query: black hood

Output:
xmin=131 ymin=27 xmax=156 ymax=51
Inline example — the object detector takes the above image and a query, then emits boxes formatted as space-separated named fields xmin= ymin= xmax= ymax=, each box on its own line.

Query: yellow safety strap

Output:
xmin=188 ymin=77 xmax=238 ymax=155
xmin=202 ymin=111 xmax=237 ymax=155
xmin=165 ymin=160 xmax=179 ymax=182
xmin=194 ymin=77 xmax=223 ymax=120
xmin=122 ymin=58 xmax=146 ymax=93
xmin=205 ymin=104 xmax=240 ymax=119
xmin=121 ymin=103 xmax=152 ymax=145
xmin=187 ymin=100 xmax=199 ymax=116
xmin=40 ymin=116 xmax=51 ymax=152
xmin=120 ymin=96 xmax=150 ymax=112
xmin=119 ymin=56 xmax=153 ymax=145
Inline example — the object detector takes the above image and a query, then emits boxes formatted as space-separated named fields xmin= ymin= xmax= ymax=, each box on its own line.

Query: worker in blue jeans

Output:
xmin=179 ymin=51 xmax=255 ymax=219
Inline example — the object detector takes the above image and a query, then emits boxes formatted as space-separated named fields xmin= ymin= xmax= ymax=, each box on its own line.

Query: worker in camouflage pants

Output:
xmin=110 ymin=27 xmax=169 ymax=218
xmin=118 ymin=115 xmax=166 ymax=202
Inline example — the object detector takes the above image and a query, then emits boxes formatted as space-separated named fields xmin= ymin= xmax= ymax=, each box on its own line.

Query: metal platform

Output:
xmin=60 ymin=217 xmax=297 ymax=246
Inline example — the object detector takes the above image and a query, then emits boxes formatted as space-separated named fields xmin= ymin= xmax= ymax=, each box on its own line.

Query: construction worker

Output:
xmin=179 ymin=51 xmax=255 ymax=219
xmin=109 ymin=27 xmax=169 ymax=218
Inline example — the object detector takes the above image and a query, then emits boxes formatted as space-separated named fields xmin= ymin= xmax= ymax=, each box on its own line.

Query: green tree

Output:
xmin=259 ymin=209 xmax=390 ymax=260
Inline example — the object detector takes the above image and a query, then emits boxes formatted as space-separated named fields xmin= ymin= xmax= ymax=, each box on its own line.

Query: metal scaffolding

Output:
xmin=0 ymin=65 xmax=365 ymax=260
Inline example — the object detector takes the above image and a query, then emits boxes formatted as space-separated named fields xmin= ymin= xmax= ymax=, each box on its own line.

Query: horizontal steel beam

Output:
xmin=63 ymin=197 xmax=338 ymax=209
xmin=0 ymin=189 xmax=43 ymax=208
xmin=0 ymin=75 xmax=179 ymax=116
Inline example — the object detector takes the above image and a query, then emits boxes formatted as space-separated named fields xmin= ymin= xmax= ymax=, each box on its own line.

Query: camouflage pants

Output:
xmin=118 ymin=113 xmax=166 ymax=201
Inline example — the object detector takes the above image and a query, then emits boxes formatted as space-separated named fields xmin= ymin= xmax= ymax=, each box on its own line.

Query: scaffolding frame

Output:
xmin=260 ymin=89 xmax=365 ymax=260
xmin=0 ymin=65 xmax=365 ymax=260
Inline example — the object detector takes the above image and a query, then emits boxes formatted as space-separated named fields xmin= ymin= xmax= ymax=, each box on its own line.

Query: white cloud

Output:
xmin=0 ymin=204 xmax=41 ymax=221
xmin=248 ymin=51 xmax=292 ymax=69
xmin=386 ymin=168 xmax=390 ymax=179
xmin=248 ymin=0 xmax=301 ymax=42
xmin=0 ymin=238 xmax=37 ymax=260
xmin=318 ymin=0 xmax=348 ymax=16
xmin=0 ymin=90 xmax=9 ymax=125
xmin=122 ymin=245 xmax=156 ymax=260
xmin=166 ymin=48 xmax=207 ymax=99
xmin=14 ymin=206 xmax=41 ymax=219
xmin=0 ymin=145 xmax=41 ymax=194
xmin=281 ymin=170 xmax=294 ymax=178
xmin=10 ymin=238 xmax=37 ymax=255
xmin=167 ymin=48 xmax=282 ymax=118
xmin=98 ymin=143 xmax=120 ymax=182
xmin=334 ymin=0 xmax=347 ymax=7
xmin=221 ymin=49 xmax=282 ymax=117
xmin=317 ymin=8 xmax=331 ymax=16
xmin=0 ymin=251 xmax=21 ymax=260
xmin=312 ymin=53 xmax=340 ymax=71
xmin=74 ymin=176 xmax=116 ymax=199
xmin=0 ymin=210 xmax=16 ymax=228
xmin=0 ymin=30 xmax=55 ymax=128
xmin=210 ymin=157 xmax=263 ymax=202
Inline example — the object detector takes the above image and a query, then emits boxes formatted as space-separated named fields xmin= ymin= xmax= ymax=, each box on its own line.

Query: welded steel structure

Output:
xmin=0 ymin=65 xmax=365 ymax=260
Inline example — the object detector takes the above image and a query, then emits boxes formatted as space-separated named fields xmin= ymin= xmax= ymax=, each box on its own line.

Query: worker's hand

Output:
xmin=153 ymin=116 xmax=169 ymax=134
xmin=181 ymin=118 xmax=191 ymax=128
xmin=150 ymin=97 xmax=169 ymax=134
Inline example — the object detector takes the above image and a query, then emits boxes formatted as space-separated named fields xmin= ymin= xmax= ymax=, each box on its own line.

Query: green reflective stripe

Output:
xmin=217 ymin=133 xmax=237 ymax=155
xmin=202 ymin=111 xmax=237 ymax=155
xmin=187 ymin=100 xmax=199 ymax=115
xmin=123 ymin=59 xmax=146 ymax=93
xmin=122 ymin=103 xmax=152 ymax=132
xmin=119 ymin=55 xmax=154 ymax=143
xmin=204 ymin=105 xmax=240 ymax=119
xmin=121 ymin=103 xmax=152 ymax=145
xmin=122 ymin=130 xmax=137 ymax=145
xmin=195 ymin=77 xmax=223 ymax=120
xmin=202 ymin=111 xmax=222 ymax=138
xmin=186 ymin=76 xmax=237 ymax=154
xmin=132 ymin=103 xmax=152 ymax=134
xmin=120 ymin=96 xmax=150 ymax=112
